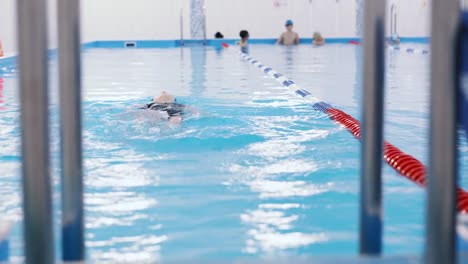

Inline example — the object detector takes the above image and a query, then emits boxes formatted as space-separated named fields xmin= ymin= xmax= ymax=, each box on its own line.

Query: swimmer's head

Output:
xmin=285 ymin=19 xmax=294 ymax=30
xmin=391 ymin=34 xmax=399 ymax=41
xmin=215 ymin=32 xmax=224 ymax=39
xmin=240 ymin=30 xmax=249 ymax=40
xmin=313 ymin=32 xmax=322 ymax=40
xmin=153 ymin=91 xmax=176 ymax=104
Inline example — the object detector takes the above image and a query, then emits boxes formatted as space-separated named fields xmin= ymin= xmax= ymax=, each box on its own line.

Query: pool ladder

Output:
xmin=3 ymin=0 xmax=462 ymax=263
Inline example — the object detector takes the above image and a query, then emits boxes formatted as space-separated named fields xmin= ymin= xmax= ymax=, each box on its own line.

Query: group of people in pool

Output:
xmin=216 ymin=19 xmax=401 ymax=54
xmin=218 ymin=19 xmax=326 ymax=55
xmin=274 ymin=19 xmax=324 ymax=46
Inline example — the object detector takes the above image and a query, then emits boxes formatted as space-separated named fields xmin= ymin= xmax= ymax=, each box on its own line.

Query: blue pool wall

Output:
xmin=0 ymin=37 xmax=430 ymax=72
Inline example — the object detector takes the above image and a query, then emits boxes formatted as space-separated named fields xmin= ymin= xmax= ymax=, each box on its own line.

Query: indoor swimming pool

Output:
xmin=1 ymin=43 xmax=468 ymax=262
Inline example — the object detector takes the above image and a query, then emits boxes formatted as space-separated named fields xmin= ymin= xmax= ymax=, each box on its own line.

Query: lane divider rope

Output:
xmin=348 ymin=41 xmax=430 ymax=54
xmin=388 ymin=45 xmax=430 ymax=55
xmin=222 ymin=43 xmax=468 ymax=213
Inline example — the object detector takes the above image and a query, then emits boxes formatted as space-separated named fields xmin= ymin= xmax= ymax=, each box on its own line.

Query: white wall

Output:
xmin=205 ymin=0 xmax=356 ymax=40
xmin=387 ymin=0 xmax=430 ymax=37
xmin=0 ymin=0 xmax=17 ymax=55
xmin=82 ymin=0 xmax=191 ymax=42
xmin=0 ymin=0 xmax=58 ymax=55
xmin=0 ymin=0 xmax=432 ymax=55
xmin=81 ymin=0 xmax=430 ymax=40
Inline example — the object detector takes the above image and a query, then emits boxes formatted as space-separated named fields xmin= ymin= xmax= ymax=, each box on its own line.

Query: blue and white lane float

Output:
xmin=388 ymin=45 xmax=430 ymax=54
xmin=221 ymin=43 xmax=321 ymax=105
xmin=349 ymin=40 xmax=429 ymax=54
xmin=221 ymin=42 xmax=468 ymax=213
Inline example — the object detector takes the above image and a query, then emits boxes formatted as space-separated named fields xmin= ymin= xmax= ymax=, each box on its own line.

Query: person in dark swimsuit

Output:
xmin=143 ymin=92 xmax=185 ymax=123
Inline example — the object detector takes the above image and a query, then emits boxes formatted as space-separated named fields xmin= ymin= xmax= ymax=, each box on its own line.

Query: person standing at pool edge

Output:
xmin=277 ymin=19 xmax=299 ymax=45
xmin=239 ymin=30 xmax=249 ymax=54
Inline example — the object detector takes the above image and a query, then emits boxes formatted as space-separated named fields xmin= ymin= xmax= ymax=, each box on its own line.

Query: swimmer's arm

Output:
xmin=183 ymin=105 xmax=198 ymax=114
xmin=137 ymin=100 xmax=153 ymax=109
xmin=295 ymin=33 xmax=300 ymax=45
xmin=169 ymin=116 xmax=182 ymax=124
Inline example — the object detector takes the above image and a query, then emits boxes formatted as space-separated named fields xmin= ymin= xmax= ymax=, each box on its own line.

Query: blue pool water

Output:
xmin=1 ymin=43 xmax=468 ymax=262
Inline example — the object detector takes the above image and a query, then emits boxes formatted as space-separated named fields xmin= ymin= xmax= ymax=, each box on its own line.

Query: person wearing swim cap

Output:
xmin=276 ymin=19 xmax=299 ymax=46
xmin=142 ymin=91 xmax=185 ymax=123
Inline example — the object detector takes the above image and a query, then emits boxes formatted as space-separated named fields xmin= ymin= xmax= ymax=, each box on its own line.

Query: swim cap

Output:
xmin=285 ymin=19 xmax=293 ymax=26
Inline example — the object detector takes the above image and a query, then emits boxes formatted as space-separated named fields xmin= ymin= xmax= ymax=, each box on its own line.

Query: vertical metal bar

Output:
xmin=180 ymin=8 xmax=185 ymax=46
xmin=394 ymin=11 xmax=397 ymax=36
xmin=16 ymin=0 xmax=54 ymax=263
xmin=360 ymin=0 xmax=386 ymax=255
xmin=202 ymin=4 xmax=207 ymax=45
xmin=426 ymin=0 xmax=459 ymax=263
xmin=390 ymin=5 xmax=394 ymax=36
xmin=57 ymin=0 xmax=84 ymax=261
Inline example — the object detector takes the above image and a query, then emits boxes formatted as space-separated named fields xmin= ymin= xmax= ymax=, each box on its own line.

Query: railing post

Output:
xmin=57 ymin=0 xmax=85 ymax=261
xmin=203 ymin=4 xmax=207 ymax=45
xmin=16 ymin=0 xmax=54 ymax=262
xmin=360 ymin=0 xmax=386 ymax=255
xmin=426 ymin=0 xmax=459 ymax=263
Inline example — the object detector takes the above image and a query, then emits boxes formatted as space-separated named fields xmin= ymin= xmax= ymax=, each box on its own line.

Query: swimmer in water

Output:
xmin=312 ymin=32 xmax=325 ymax=46
xmin=389 ymin=33 xmax=400 ymax=46
xmin=238 ymin=30 xmax=249 ymax=54
xmin=142 ymin=92 xmax=185 ymax=123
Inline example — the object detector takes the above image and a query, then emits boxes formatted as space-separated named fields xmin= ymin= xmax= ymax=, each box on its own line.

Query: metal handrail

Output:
xmin=57 ymin=0 xmax=84 ymax=261
xmin=16 ymin=0 xmax=54 ymax=262
xmin=360 ymin=0 xmax=386 ymax=255
xmin=426 ymin=0 xmax=459 ymax=263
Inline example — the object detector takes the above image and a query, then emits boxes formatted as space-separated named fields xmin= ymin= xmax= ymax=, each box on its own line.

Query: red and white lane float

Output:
xmin=222 ymin=42 xmax=468 ymax=213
